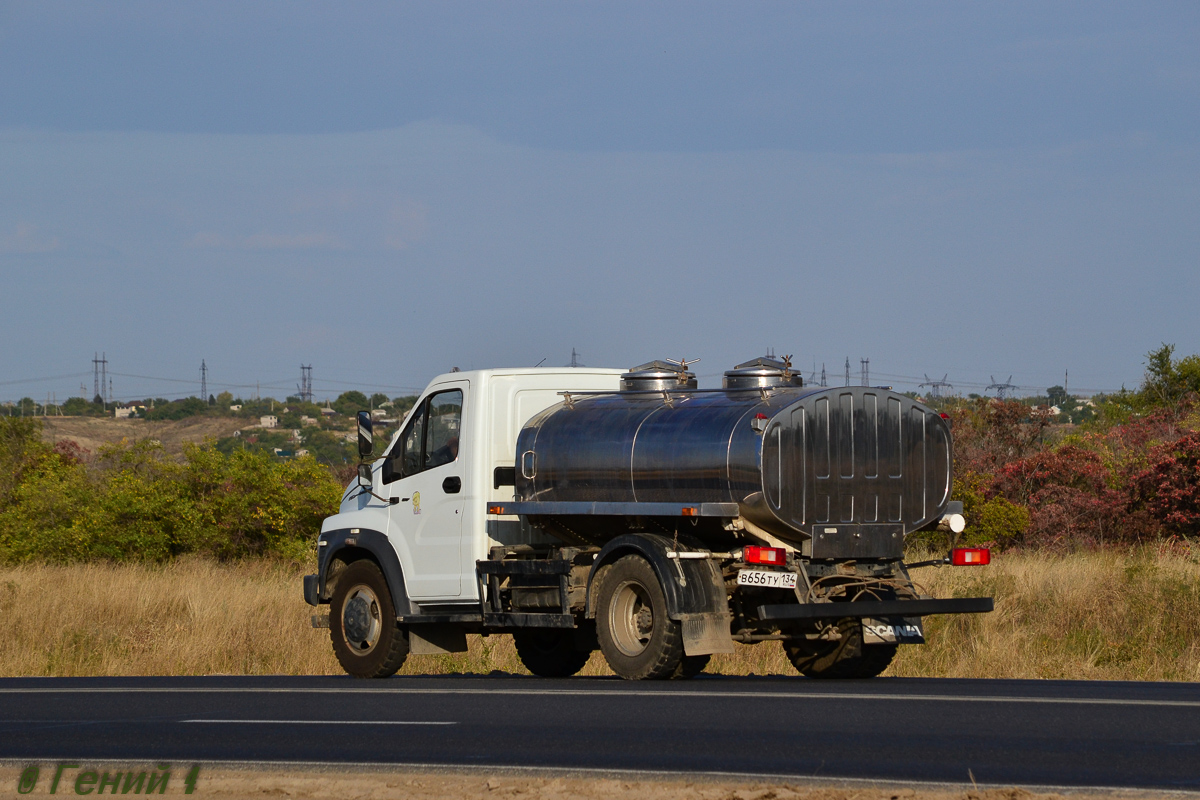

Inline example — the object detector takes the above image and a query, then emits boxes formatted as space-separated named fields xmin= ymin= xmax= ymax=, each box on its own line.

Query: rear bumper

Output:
xmin=757 ymin=597 xmax=993 ymax=621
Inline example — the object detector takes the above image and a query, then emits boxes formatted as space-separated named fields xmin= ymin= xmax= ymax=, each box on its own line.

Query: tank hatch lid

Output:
xmin=723 ymin=355 xmax=803 ymax=389
xmin=620 ymin=359 xmax=698 ymax=391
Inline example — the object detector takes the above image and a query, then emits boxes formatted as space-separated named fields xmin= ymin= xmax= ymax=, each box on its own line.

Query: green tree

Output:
xmin=333 ymin=391 xmax=369 ymax=415
xmin=391 ymin=395 xmax=418 ymax=417
xmin=1141 ymin=343 xmax=1200 ymax=408
xmin=369 ymin=393 xmax=390 ymax=408
xmin=1046 ymin=385 xmax=1068 ymax=407
xmin=61 ymin=397 xmax=92 ymax=416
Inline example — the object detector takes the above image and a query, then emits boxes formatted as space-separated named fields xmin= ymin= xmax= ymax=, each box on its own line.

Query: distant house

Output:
xmin=296 ymin=449 xmax=310 ymax=457
xmin=229 ymin=404 xmax=242 ymax=411
xmin=371 ymin=409 xmax=386 ymax=419
xmin=114 ymin=407 xmax=136 ymax=419
xmin=320 ymin=407 xmax=336 ymax=416
xmin=260 ymin=415 xmax=278 ymax=429
xmin=289 ymin=429 xmax=302 ymax=442
xmin=300 ymin=415 xmax=319 ymax=426
xmin=1048 ymin=405 xmax=1062 ymax=415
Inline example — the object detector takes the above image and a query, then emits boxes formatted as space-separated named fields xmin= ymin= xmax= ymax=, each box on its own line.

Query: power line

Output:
xmin=0 ymin=372 xmax=90 ymax=388
xmin=919 ymin=374 xmax=954 ymax=399
xmin=298 ymin=364 xmax=313 ymax=403
xmin=987 ymin=375 xmax=1019 ymax=400
xmin=92 ymin=352 xmax=107 ymax=405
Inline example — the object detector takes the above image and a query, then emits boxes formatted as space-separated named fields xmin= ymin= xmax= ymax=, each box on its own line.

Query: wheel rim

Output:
xmin=341 ymin=584 xmax=383 ymax=655
xmin=608 ymin=579 xmax=654 ymax=657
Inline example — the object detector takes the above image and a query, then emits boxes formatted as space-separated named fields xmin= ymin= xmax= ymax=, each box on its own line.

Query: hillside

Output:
xmin=40 ymin=415 xmax=250 ymax=455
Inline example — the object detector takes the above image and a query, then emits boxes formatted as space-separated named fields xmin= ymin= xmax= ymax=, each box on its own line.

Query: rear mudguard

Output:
xmin=586 ymin=533 xmax=734 ymax=655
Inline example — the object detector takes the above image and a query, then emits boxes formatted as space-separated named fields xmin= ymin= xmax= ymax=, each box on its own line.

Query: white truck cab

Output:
xmin=311 ymin=368 xmax=622 ymax=608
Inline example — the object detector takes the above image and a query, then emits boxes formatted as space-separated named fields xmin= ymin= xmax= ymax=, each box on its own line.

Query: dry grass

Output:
xmin=40 ymin=415 xmax=249 ymax=456
xmin=2 ymin=547 xmax=1198 ymax=680
xmin=0 ymin=764 xmax=1168 ymax=800
xmin=892 ymin=542 xmax=1200 ymax=682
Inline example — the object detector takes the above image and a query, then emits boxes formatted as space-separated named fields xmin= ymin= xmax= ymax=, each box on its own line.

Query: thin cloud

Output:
xmin=383 ymin=200 xmax=430 ymax=250
xmin=0 ymin=222 xmax=61 ymax=254
xmin=185 ymin=231 xmax=347 ymax=251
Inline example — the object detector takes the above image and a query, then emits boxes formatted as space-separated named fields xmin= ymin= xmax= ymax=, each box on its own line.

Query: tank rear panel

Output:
xmin=761 ymin=389 xmax=951 ymax=535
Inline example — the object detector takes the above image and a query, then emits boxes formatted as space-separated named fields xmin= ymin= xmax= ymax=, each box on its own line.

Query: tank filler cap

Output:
xmin=723 ymin=355 xmax=804 ymax=390
xmin=620 ymin=359 xmax=699 ymax=392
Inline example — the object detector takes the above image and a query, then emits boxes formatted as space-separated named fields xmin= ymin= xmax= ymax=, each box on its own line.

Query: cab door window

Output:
xmin=383 ymin=389 xmax=461 ymax=483
xmin=424 ymin=391 xmax=462 ymax=469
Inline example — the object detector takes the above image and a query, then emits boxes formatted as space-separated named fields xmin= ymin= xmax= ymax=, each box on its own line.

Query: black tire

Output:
xmin=329 ymin=560 xmax=409 ymax=678
xmin=596 ymin=555 xmax=684 ymax=680
xmin=783 ymin=618 xmax=896 ymax=679
xmin=513 ymin=630 xmax=592 ymax=678
xmin=671 ymin=654 xmax=711 ymax=679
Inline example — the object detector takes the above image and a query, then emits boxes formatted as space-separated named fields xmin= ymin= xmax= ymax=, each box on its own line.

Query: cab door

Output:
xmin=382 ymin=384 xmax=467 ymax=600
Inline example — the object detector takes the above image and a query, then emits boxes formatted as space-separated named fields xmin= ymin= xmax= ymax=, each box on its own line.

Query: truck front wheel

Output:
xmin=330 ymin=560 xmax=409 ymax=678
xmin=596 ymin=555 xmax=684 ymax=680
xmin=513 ymin=630 xmax=592 ymax=677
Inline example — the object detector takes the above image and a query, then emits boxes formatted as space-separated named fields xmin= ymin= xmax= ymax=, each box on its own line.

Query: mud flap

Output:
xmin=408 ymin=625 xmax=468 ymax=654
xmin=679 ymin=611 xmax=735 ymax=655
xmin=862 ymin=617 xmax=925 ymax=645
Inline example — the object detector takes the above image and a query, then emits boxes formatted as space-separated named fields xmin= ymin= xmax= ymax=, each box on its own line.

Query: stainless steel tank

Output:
xmin=515 ymin=373 xmax=952 ymax=545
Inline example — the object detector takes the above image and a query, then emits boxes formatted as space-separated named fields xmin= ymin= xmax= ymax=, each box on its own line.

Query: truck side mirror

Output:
xmin=357 ymin=411 xmax=374 ymax=458
xmin=357 ymin=462 xmax=373 ymax=489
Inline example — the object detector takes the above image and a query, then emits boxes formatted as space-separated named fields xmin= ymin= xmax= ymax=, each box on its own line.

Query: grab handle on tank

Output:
xmin=521 ymin=450 xmax=537 ymax=479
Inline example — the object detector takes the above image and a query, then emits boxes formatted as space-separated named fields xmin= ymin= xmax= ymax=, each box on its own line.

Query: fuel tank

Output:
xmin=514 ymin=384 xmax=952 ymax=545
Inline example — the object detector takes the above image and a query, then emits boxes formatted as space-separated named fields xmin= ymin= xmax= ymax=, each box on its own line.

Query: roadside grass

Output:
xmin=2 ymin=547 xmax=1198 ymax=680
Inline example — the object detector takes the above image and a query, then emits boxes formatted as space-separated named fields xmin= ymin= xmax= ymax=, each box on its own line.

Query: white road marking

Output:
xmin=182 ymin=719 xmax=457 ymax=725
xmin=1 ymin=686 xmax=1198 ymax=708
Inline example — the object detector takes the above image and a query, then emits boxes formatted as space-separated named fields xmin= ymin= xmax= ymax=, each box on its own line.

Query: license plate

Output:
xmin=737 ymin=569 xmax=797 ymax=589
xmin=862 ymin=617 xmax=925 ymax=644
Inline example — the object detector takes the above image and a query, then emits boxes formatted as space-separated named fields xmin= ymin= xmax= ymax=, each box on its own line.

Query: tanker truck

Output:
xmin=303 ymin=357 xmax=993 ymax=680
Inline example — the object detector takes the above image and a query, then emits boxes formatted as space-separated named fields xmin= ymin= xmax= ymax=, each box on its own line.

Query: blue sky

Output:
xmin=2 ymin=2 xmax=1198 ymax=402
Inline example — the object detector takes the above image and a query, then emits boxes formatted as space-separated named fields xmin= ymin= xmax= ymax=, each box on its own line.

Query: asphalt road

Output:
xmin=1 ymin=675 xmax=1199 ymax=790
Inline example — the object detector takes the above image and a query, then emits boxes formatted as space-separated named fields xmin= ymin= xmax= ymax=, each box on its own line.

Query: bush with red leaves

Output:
xmin=52 ymin=439 xmax=91 ymax=465
xmin=1131 ymin=432 xmax=1200 ymax=537
xmin=947 ymin=398 xmax=1053 ymax=476
xmin=991 ymin=444 xmax=1144 ymax=548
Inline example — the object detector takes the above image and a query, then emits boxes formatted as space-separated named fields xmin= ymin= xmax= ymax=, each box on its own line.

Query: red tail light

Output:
xmin=951 ymin=547 xmax=991 ymax=566
xmin=743 ymin=545 xmax=787 ymax=565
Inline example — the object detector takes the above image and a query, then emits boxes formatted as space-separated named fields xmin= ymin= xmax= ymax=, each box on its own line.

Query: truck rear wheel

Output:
xmin=330 ymin=560 xmax=409 ymax=678
xmin=596 ymin=555 xmax=684 ymax=680
xmin=671 ymin=654 xmax=711 ymax=679
xmin=513 ymin=630 xmax=592 ymax=678
xmin=784 ymin=618 xmax=896 ymax=679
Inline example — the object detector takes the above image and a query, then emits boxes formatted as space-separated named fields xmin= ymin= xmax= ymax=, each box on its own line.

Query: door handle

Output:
xmin=442 ymin=476 xmax=462 ymax=494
